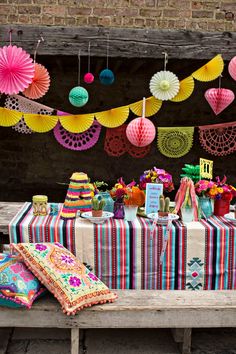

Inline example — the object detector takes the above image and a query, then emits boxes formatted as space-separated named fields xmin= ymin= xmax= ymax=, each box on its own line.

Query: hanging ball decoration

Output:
xmin=228 ymin=56 xmax=236 ymax=81
xmin=126 ymin=117 xmax=156 ymax=147
xmin=84 ymin=72 xmax=94 ymax=84
xmin=69 ymin=86 xmax=89 ymax=107
xmin=99 ymin=69 xmax=115 ymax=85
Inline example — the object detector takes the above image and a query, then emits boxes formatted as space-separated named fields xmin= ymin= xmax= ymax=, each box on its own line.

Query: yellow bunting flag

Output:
xmin=24 ymin=113 xmax=58 ymax=133
xmin=171 ymin=76 xmax=195 ymax=102
xmin=129 ymin=96 xmax=162 ymax=117
xmin=192 ymin=54 xmax=224 ymax=82
xmin=95 ymin=105 xmax=129 ymax=128
xmin=0 ymin=107 xmax=22 ymax=127
xmin=59 ymin=114 xmax=94 ymax=133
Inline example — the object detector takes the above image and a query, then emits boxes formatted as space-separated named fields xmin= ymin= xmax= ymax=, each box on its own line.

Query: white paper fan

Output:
xmin=149 ymin=70 xmax=180 ymax=101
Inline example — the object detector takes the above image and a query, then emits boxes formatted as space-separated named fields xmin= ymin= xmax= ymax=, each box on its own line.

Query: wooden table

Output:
xmin=0 ymin=202 xmax=23 ymax=249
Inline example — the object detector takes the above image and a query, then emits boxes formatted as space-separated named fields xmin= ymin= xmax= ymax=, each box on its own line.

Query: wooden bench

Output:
xmin=0 ymin=290 xmax=235 ymax=354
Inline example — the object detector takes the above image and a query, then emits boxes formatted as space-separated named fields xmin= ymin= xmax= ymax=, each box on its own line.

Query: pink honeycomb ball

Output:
xmin=126 ymin=117 xmax=156 ymax=147
xmin=84 ymin=72 xmax=94 ymax=84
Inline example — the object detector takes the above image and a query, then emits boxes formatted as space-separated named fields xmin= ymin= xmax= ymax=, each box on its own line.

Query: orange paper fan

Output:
xmin=95 ymin=106 xmax=129 ymax=128
xmin=59 ymin=113 xmax=94 ymax=133
xmin=130 ymin=96 xmax=162 ymax=117
xmin=192 ymin=55 xmax=224 ymax=82
xmin=0 ymin=107 xmax=22 ymax=126
xmin=24 ymin=113 xmax=58 ymax=133
xmin=23 ymin=63 xmax=50 ymax=99
xmin=171 ymin=76 xmax=195 ymax=102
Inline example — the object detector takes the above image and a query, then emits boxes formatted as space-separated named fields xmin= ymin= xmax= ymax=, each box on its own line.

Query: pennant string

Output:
xmin=163 ymin=51 xmax=168 ymax=71
xmin=106 ymin=34 xmax=109 ymax=69
xmin=88 ymin=42 xmax=91 ymax=72
xmin=33 ymin=36 xmax=44 ymax=63
xmin=9 ymin=29 xmax=13 ymax=46
xmin=219 ymin=74 xmax=222 ymax=89
xmin=78 ymin=50 xmax=81 ymax=86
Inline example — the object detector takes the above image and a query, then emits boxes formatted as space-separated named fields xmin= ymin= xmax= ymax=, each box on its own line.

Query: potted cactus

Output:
xmin=158 ymin=195 xmax=170 ymax=217
xmin=91 ymin=197 xmax=106 ymax=217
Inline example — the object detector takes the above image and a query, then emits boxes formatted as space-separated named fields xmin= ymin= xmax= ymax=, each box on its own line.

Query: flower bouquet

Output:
xmin=139 ymin=167 xmax=174 ymax=192
xmin=194 ymin=180 xmax=216 ymax=219
xmin=210 ymin=176 xmax=236 ymax=216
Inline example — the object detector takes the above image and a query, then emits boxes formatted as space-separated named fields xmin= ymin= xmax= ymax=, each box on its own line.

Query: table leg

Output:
xmin=171 ymin=328 xmax=192 ymax=354
xmin=71 ymin=328 xmax=79 ymax=354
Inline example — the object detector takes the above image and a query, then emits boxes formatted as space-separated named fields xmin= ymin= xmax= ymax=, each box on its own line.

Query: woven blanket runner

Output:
xmin=9 ymin=202 xmax=236 ymax=290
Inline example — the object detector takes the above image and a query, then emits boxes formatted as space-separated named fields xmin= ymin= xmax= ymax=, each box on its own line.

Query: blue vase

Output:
xmin=199 ymin=197 xmax=213 ymax=219
xmin=96 ymin=192 xmax=114 ymax=213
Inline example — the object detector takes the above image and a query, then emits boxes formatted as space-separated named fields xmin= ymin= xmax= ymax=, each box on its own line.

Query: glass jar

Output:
xmin=124 ymin=205 xmax=138 ymax=222
xmin=113 ymin=201 xmax=125 ymax=219
xmin=181 ymin=205 xmax=194 ymax=223
xmin=96 ymin=191 xmax=114 ymax=213
xmin=214 ymin=198 xmax=230 ymax=217
xmin=32 ymin=195 xmax=48 ymax=216
xmin=198 ymin=197 xmax=213 ymax=219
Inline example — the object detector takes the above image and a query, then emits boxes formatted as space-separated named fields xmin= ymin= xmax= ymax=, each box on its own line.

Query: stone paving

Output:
xmin=1 ymin=328 xmax=236 ymax=354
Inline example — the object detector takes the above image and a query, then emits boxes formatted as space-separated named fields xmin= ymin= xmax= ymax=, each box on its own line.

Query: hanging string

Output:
xmin=87 ymin=42 xmax=91 ymax=73
xmin=9 ymin=29 xmax=13 ymax=46
xmin=219 ymin=74 xmax=222 ymax=89
xmin=162 ymin=51 xmax=168 ymax=71
xmin=33 ymin=36 xmax=44 ymax=63
xmin=78 ymin=50 xmax=81 ymax=85
xmin=106 ymin=34 xmax=110 ymax=69
xmin=142 ymin=97 xmax=146 ymax=118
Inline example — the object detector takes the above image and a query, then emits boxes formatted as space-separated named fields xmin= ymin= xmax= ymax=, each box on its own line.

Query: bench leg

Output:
xmin=71 ymin=328 xmax=80 ymax=354
xmin=171 ymin=328 xmax=192 ymax=354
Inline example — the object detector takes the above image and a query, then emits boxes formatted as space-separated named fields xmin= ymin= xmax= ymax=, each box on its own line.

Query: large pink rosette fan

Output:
xmin=0 ymin=45 xmax=35 ymax=95
xmin=23 ymin=63 xmax=50 ymax=99
xmin=204 ymin=88 xmax=235 ymax=115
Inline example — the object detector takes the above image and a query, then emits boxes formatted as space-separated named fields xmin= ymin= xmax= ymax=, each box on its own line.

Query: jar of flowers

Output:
xmin=194 ymin=180 xmax=216 ymax=219
xmin=139 ymin=167 xmax=174 ymax=192
xmin=209 ymin=176 xmax=236 ymax=217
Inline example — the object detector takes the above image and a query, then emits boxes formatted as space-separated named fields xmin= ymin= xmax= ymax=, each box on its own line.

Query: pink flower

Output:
xmin=35 ymin=244 xmax=47 ymax=251
xmin=69 ymin=276 xmax=81 ymax=287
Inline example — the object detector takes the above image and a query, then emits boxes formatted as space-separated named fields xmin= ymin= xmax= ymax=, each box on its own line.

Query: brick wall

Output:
xmin=0 ymin=1 xmax=236 ymax=31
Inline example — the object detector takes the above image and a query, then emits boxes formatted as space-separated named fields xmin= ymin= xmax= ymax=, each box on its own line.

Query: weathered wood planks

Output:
xmin=0 ymin=25 xmax=234 ymax=59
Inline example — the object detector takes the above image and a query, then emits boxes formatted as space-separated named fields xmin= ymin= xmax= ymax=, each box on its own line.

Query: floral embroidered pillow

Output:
xmin=0 ymin=253 xmax=46 ymax=309
xmin=11 ymin=243 xmax=117 ymax=315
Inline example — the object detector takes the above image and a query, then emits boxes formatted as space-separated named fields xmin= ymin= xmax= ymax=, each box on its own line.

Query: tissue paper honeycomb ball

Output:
xmin=126 ymin=117 xmax=156 ymax=147
xmin=99 ymin=69 xmax=115 ymax=85
xmin=69 ymin=86 xmax=89 ymax=107
xmin=84 ymin=72 xmax=94 ymax=84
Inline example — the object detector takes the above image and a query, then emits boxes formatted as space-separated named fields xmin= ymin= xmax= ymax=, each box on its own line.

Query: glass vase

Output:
xmin=198 ymin=197 xmax=213 ymax=219
xmin=96 ymin=191 xmax=114 ymax=213
xmin=113 ymin=201 xmax=125 ymax=219
xmin=124 ymin=205 xmax=138 ymax=222
xmin=181 ymin=205 xmax=194 ymax=223
xmin=214 ymin=198 xmax=230 ymax=217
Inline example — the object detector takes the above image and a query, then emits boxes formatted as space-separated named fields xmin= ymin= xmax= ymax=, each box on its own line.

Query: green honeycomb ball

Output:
xmin=69 ymin=86 xmax=89 ymax=107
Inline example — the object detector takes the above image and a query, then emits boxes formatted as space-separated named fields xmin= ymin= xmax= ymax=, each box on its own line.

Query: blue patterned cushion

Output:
xmin=0 ymin=253 xmax=46 ymax=308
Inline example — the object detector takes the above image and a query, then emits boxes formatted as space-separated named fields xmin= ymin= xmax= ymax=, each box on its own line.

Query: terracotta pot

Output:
xmin=158 ymin=211 xmax=169 ymax=217
xmin=92 ymin=209 xmax=103 ymax=217
xmin=214 ymin=199 xmax=230 ymax=217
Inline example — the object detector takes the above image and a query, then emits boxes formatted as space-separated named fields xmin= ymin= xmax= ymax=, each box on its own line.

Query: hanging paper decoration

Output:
xmin=157 ymin=127 xmax=194 ymax=158
xmin=228 ymin=56 xmax=236 ymax=81
xmin=95 ymin=105 xmax=129 ymax=128
xmin=170 ymin=76 xmax=195 ymax=102
xmin=199 ymin=122 xmax=236 ymax=156
xmin=69 ymin=51 xmax=89 ymax=107
xmin=192 ymin=54 xmax=224 ymax=82
xmin=126 ymin=98 xmax=156 ymax=147
xmin=204 ymin=88 xmax=235 ymax=115
xmin=99 ymin=35 xmax=115 ymax=85
xmin=104 ymin=124 xmax=151 ymax=158
xmin=129 ymin=96 xmax=162 ymax=117
xmin=24 ymin=113 xmax=58 ymax=133
xmin=59 ymin=113 xmax=94 ymax=133
xmin=54 ymin=121 xmax=101 ymax=151
xmin=0 ymin=107 xmax=22 ymax=127
xmin=0 ymin=45 xmax=35 ymax=95
xmin=149 ymin=71 xmax=180 ymax=101
xmin=84 ymin=42 xmax=94 ymax=84
xmin=23 ymin=63 xmax=50 ymax=99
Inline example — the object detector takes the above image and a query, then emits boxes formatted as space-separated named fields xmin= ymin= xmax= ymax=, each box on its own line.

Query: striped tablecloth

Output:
xmin=9 ymin=202 xmax=236 ymax=290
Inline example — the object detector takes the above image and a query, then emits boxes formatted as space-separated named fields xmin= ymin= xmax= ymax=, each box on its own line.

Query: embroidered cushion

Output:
xmin=0 ymin=253 xmax=46 ymax=309
xmin=11 ymin=243 xmax=117 ymax=315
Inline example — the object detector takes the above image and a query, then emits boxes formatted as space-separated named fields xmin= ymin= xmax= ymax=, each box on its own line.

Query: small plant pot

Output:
xmin=92 ymin=209 xmax=103 ymax=217
xmin=158 ymin=211 xmax=169 ymax=218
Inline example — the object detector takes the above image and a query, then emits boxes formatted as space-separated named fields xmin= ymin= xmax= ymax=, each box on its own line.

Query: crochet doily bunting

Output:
xmin=104 ymin=124 xmax=151 ymax=158
xmin=53 ymin=120 xmax=101 ymax=151
xmin=158 ymin=127 xmax=194 ymax=158
xmin=4 ymin=94 xmax=54 ymax=134
xmin=199 ymin=122 xmax=236 ymax=156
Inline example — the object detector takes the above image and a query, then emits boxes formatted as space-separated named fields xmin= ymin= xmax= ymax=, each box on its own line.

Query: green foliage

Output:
xmin=92 ymin=197 xmax=105 ymax=210
xmin=181 ymin=164 xmax=200 ymax=183
xmin=159 ymin=195 xmax=170 ymax=212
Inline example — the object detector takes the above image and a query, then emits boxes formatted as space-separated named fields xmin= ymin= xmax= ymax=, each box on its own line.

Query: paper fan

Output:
xmin=192 ymin=54 xmax=224 ymax=82
xmin=23 ymin=63 xmax=50 ymax=99
xmin=59 ymin=113 xmax=94 ymax=133
xmin=24 ymin=113 xmax=58 ymax=133
xmin=171 ymin=76 xmax=195 ymax=102
xmin=149 ymin=71 xmax=180 ymax=101
xmin=228 ymin=56 xmax=236 ymax=81
xmin=95 ymin=106 xmax=129 ymax=128
xmin=0 ymin=107 xmax=22 ymax=126
xmin=0 ymin=45 xmax=35 ymax=95
xmin=130 ymin=96 xmax=162 ymax=117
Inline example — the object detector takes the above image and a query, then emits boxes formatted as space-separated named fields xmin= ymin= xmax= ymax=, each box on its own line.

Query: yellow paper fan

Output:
xmin=0 ymin=107 xmax=22 ymax=127
xmin=59 ymin=114 xmax=94 ymax=133
xmin=192 ymin=54 xmax=224 ymax=82
xmin=24 ymin=113 xmax=58 ymax=133
xmin=130 ymin=96 xmax=162 ymax=117
xmin=95 ymin=105 xmax=129 ymax=128
xmin=171 ymin=76 xmax=195 ymax=102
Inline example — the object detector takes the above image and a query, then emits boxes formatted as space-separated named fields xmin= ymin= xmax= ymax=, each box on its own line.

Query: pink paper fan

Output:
xmin=23 ymin=63 xmax=50 ymax=99
xmin=228 ymin=56 xmax=236 ymax=81
xmin=0 ymin=45 xmax=35 ymax=95
xmin=204 ymin=88 xmax=235 ymax=115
